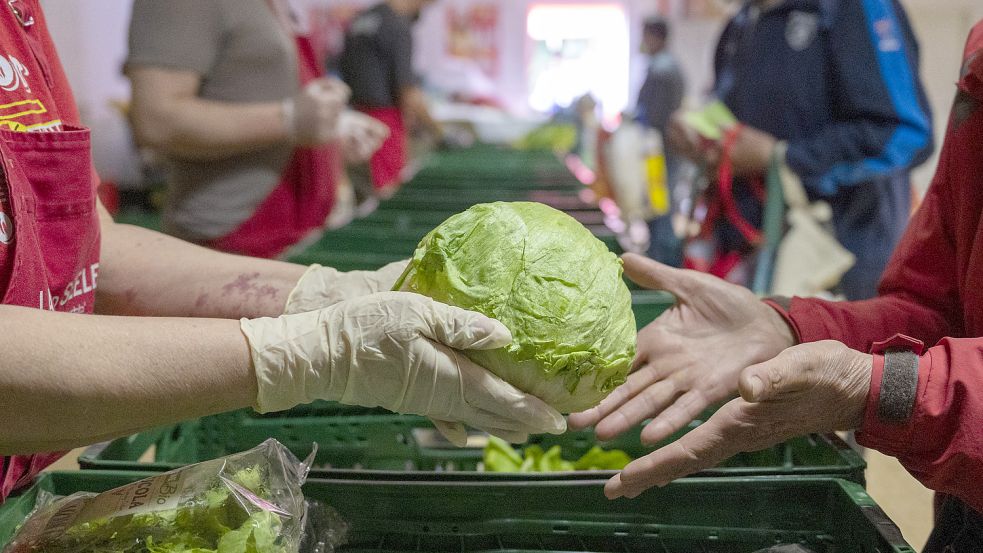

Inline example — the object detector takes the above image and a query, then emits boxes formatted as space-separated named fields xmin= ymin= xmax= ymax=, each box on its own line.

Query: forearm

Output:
xmin=97 ymin=219 xmax=306 ymax=319
xmin=771 ymin=294 xmax=954 ymax=353
xmin=130 ymin=93 xmax=290 ymax=160
xmin=0 ymin=305 xmax=254 ymax=454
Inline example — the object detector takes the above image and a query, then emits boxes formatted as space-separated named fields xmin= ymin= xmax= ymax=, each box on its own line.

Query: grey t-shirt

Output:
xmin=127 ymin=0 xmax=299 ymax=241
xmin=338 ymin=3 xmax=414 ymax=108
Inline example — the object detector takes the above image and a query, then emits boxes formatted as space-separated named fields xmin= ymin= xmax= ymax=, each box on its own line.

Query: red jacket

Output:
xmin=773 ymin=21 xmax=983 ymax=513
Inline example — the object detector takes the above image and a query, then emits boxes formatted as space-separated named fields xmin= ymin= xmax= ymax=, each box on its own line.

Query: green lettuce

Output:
xmin=483 ymin=437 xmax=631 ymax=472
xmin=36 ymin=468 xmax=287 ymax=553
xmin=396 ymin=202 xmax=636 ymax=413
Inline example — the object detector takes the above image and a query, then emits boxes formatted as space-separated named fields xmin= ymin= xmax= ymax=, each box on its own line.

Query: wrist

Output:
xmin=283 ymin=264 xmax=344 ymax=315
xmin=279 ymin=98 xmax=297 ymax=142
xmin=840 ymin=350 xmax=874 ymax=430
xmin=753 ymin=299 xmax=798 ymax=360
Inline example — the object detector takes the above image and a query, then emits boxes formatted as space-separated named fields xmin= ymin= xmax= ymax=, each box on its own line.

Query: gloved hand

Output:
xmin=282 ymin=78 xmax=350 ymax=146
xmin=242 ymin=291 xmax=567 ymax=445
xmin=338 ymin=110 xmax=390 ymax=164
xmin=283 ymin=260 xmax=409 ymax=314
xmin=568 ymin=253 xmax=795 ymax=445
xmin=604 ymin=341 xmax=871 ymax=499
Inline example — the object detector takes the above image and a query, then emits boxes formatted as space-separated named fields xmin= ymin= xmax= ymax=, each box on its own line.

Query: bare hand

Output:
xmin=284 ymin=78 xmax=351 ymax=146
xmin=725 ymin=125 xmax=777 ymax=176
xmin=568 ymin=253 xmax=795 ymax=444
xmin=338 ymin=110 xmax=390 ymax=163
xmin=605 ymin=341 xmax=872 ymax=499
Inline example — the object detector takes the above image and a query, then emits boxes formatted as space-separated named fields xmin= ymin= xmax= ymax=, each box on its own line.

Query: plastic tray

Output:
xmin=79 ymin=407 xmax=864 ymax=484
xmin=0 ymin=472 xmax=911 ymax=552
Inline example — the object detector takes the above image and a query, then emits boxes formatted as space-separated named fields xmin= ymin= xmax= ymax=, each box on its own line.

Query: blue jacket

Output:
xmin=714 ymin=0 xmax=933 ymax=297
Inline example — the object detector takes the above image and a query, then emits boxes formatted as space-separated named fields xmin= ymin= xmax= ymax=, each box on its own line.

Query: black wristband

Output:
xmin=877 ymin=348 xmax=919 ymax=424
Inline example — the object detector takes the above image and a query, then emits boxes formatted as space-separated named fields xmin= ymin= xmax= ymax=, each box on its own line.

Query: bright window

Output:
xmin=526 ymin=3 xmax=630 ymax=121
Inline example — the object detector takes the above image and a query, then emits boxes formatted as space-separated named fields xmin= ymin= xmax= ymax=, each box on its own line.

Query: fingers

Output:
xmin=639 ymin=389 xmax=709 ymax=445
xmin=457 ymin=356 xmax=566 ymax=435
xmin=594 ymin=378 xmax=681 ymax=441
xmin=621 ymin=253 xmax=690 ymax=299
xmin=738 ymin=346 xmax=816 ymax=403
xmin=605 ymin=402 xmax=745 ymax=499
xmin=415 ymin=298 xmax=513 ymax=350
xmin=431 ymin=419 xmax=469 ymax=448
xmin=432 ymin=419 xmax=529 ymax=447
xmin=477 ymin=426 xmax=530 ymax=445
xmin=567 ymin=366 xmax=663 ymax=431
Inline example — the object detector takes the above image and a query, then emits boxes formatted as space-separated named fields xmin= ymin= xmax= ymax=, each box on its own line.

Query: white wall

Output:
xmin=40 ymin=0 xmax=139 ymax=187
xmin=899 ymin=0 xmax=983 ymax=191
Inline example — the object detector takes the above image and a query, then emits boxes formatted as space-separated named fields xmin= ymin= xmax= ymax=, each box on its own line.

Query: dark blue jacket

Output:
xmin=714 ymin=0 xmax=933 ymax=298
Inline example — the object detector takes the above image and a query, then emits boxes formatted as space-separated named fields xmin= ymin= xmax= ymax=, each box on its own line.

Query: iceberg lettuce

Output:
xmin=396 ymin=201 xmax=636 ymax=413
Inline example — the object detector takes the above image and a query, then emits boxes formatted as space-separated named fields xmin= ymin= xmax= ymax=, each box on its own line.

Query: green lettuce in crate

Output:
xmin=395 ymin=201 xmax=636 ymax=413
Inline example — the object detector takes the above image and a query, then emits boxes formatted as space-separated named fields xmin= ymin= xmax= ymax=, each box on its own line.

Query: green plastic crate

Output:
xmin=0 ymin=472 xmax=911 ymax=552
xmin=303 ymin=222 xmax=622 ymax=258
xmin=79 ymin=405 xmax=864 ymax=484
xmin=363 ymin=208 xmax=608 ymax=228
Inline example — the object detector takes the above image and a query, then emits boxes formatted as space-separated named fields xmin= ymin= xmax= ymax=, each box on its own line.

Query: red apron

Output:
xmin=0 ymin=127 xmax=101 ymax=501
xmin=358 ymin=105 xmax=406 ymax=193
xmin=206 ymin=33 xmax=341 ymax=259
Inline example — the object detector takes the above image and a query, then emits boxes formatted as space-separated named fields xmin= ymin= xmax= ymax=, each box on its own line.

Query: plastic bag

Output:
xmin=3 ymin=439 xmax=313 ymax=553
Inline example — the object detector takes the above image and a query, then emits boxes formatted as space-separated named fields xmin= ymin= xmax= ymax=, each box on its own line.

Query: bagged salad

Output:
xmin=3 ymin=439 xmax=324 ymax=553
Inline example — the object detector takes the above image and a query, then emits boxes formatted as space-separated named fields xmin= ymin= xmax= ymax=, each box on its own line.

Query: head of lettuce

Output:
xmin=394 ymin=201 xmax=636 ymax=413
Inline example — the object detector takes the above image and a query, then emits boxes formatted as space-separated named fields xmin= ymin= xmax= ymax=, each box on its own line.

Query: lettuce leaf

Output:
xmin=483 ymin=437 xmax=631 ymax=473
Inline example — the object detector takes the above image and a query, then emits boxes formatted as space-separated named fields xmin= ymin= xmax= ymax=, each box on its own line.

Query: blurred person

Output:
xmin=0 ymin=0 xmax=564 ymax=502
xmin=126 ymin=0 xmax=389 ymax=259
xmin=669 ymin=0 xmax=932 ymax=299
xmin=634 ymin=16 xmax=685 ymax=267
xmin=570 ymin=21 xmax=983 ymax=550
xmin=338 ymin=0 xmax=442 ymax=201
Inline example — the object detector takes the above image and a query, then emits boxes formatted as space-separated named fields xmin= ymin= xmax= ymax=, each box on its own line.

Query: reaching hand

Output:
xmin=605 ymin=341 xmax=871 ymax=499
xmin=569 ymin=253 xmax=795 ymax=445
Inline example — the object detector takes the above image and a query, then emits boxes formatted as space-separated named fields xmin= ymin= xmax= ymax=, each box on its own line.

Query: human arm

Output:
xmin=125 ymin=0 xmax=348 ymax=159
xmin=571 ymin=88 xmax=960 ymax=443
xmin=96 ymin=204 xmax=406 ymax=318
xmin=126 ymin=67 xmax=348 ymax=160
xmin=0 ymin=306 xmax=254 ymax=454
xmin=783 ymin=0 xmax=932 ymax=196
xmin=5 ymin=209 xmax=561 ymax=452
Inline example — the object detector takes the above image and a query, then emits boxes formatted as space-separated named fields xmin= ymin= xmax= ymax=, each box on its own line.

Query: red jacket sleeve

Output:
xmin=768 ymin=21 xmax=983 ymax=512
xmin=856 ymin=338 xmax=983 ymax=514
xmin=774 ymin=150 xmax=962 ymax=351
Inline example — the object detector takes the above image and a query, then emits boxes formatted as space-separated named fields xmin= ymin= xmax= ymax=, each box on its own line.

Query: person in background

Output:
xmin=571 ymin=21 xmax=983 ymax=550
xmin=634 ymin=16 xmax=685 ymax=267
xmin=670 ymin=0 xmax=933 ymax=299
xmin=338 ymin=0 xmax=442 ymax=201
xmin=126 ymin=0 xmax=389 ymax=259
xmin=0 ymin=0 xmax=564 ymax=503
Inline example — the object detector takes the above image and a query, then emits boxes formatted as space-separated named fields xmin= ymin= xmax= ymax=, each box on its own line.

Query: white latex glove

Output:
xmin=338 ymin=110 xmax=390 ymax=163
xmin=283 ymin=261 xmax=409 ymax=314
xmin=242 ymin=291 xmax=567 ymax=445
xmin=282 ymin=78 xmax=350 ymax=146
